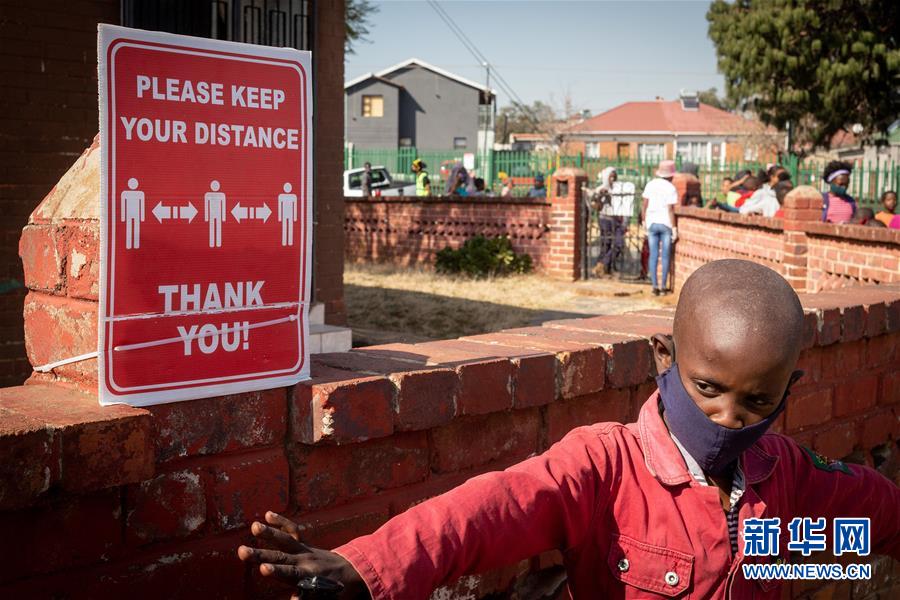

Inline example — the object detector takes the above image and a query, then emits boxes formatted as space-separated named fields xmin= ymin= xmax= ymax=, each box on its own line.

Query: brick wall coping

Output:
xmin=676 ymin=205 xmax=900 ymax=245
xmin=3 ymin=283 xmax=899 ymax=510
xmin=675 ymin=205 xmax=784 ymax=231
xmin=345 ymin=196 xmax=551 ymax=207
xmin=803 ymin=221 xmax=900 ymax=245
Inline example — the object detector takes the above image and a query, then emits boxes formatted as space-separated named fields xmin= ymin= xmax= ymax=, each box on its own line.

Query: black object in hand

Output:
xmin=296 ymin=576 xmax=345 ymax=599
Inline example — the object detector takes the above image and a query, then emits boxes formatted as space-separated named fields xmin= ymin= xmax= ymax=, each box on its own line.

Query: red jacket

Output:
xmin=335 ymin=394 xmax=900 ymax=599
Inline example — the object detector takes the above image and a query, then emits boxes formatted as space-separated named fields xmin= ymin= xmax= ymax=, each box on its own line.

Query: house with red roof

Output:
xmin=561 ymin=93 xmax=780 ymax=166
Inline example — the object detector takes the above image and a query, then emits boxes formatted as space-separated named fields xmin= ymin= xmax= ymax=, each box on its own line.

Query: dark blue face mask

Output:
xmin=830 ymin=183 xmax=848 ymax=196
xmin=656 ymin=364 xmax=798 ymax=476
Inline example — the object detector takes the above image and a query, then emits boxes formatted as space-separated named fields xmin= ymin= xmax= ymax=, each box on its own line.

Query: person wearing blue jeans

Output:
xmin=642 ymin=160 xmax=679 ymax=295
xmin=647 ymin=222 xmax=673 ymax=292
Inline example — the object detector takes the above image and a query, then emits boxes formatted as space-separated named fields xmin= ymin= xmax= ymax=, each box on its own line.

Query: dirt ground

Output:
xmin=344 ymin=263 xmax=676 ymax=347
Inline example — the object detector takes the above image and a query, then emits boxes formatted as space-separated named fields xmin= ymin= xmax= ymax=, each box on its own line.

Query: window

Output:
xmin=453 ymin=137 xmax=468 ymax=149
xmin=676 ymin=141 xmax=710 ymax=165
xmin=399 ymin=137 xmax=413 ymax=147
xmin=585 ymin=142 xmax=600 ymax=159
xmin=362 ymin=95 xmax=384 ymax=118
xmin=638 ymin=143 xmax=665 ymax=164
xmin=122 ymin=0 xmax=312 ymax=50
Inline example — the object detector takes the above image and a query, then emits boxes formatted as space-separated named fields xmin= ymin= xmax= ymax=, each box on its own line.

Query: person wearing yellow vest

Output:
xmin=412 ymin=158 xmax=431 ymax=197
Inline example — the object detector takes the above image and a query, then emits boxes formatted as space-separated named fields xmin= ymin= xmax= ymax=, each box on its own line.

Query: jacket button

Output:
xmin=617 ymin=558 xmax=630 ymax=572
xmin=665 ymin=571 xmax=680 ymax=586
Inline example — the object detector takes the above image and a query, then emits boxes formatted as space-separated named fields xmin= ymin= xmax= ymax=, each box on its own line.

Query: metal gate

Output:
xmin=582 ymin=183 xmax=648 ymax=281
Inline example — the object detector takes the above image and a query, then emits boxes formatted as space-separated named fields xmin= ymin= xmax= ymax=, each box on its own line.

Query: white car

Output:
xmin=343 ymin=165 xmax=418 ymax=197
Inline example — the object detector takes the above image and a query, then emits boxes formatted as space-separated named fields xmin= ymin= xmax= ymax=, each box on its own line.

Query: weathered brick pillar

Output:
xmin=18 ymin=136 xmax=101 ymax=391
xmin=781 ymin=185 xmax=823 ymax=292
xmin=547 ymin=167 xmax=587 ymax=280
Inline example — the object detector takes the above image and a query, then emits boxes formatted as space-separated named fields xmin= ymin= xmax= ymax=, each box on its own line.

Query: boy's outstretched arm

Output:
xmin=239 ymin=426 xmax=614 ymax=599
xmin=775 ymin=435 xmax=900 ymax=559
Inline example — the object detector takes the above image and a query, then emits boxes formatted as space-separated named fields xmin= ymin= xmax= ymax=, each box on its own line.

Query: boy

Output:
xmin=238 ymin=260 xmax=899 ymax=599
xmin=876 ymin=190 xmax=897 ymax=227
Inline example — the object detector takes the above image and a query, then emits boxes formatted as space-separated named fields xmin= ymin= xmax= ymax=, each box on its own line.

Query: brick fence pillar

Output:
xmin=780 ymin=185 xmax=824 ymax=292
xmin=547 ymin=167 xmax=587 ymax=281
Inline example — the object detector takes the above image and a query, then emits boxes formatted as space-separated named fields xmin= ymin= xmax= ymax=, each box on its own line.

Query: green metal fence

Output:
xmin=344 ymin=145 xmax=900 ymax=207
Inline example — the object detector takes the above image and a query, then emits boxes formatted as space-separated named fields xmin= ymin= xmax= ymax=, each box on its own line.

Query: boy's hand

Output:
xmin=237 ymin=511 xmax=369 ymax=599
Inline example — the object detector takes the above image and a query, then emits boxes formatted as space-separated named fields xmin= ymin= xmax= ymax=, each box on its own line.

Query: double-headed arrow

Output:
xmin=152 ymin=202 xmax=198 ymax=223
xmin=231 ymin=202 xmax=272 ymax=223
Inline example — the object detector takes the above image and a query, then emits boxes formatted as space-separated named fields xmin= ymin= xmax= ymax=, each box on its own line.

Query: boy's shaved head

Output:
xmin=674 ymin=260 xmax=804 ymax=365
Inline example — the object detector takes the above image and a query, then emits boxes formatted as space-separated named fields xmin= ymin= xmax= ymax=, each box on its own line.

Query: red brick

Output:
xmin=833 ymin=375 xmax=878 ymax=417
xmin=862 ymin=301 xmax=887 ymax=338
xmin=839 ymin=305 xmax=865 ymax=342
xmin=813 ymin=421 xmax=858 ymax=460
xmin=820 ymin=340 xmax=864 ymax=381
xmin=430 ymin=409 xmax=540 ymax=473
xmin=291 ymin=431 xmax=429 ymax=511
xmin=290 ymin=498 xmax=391 ymax=551
xmin=865 ymin=332 xmax=899 ymax=367
xmin=430 ymin=339 xmax=556 ymax=409
xmin=810 ymin=307 xmax=841 ymax=346
xmin=292 ymin=363 xmax=393 ymax=444
xmin=57 ymin=222 xmax=100 ymax=300
xmin=315 ymin=352 xmax=457 ymax=431
xmin=881 ymin=371 xmax=900 ymax=405
xmin=150 ymin=388 xmax=286 ymax=462
xmin=207 ymin=448 xmax=289 ymax=531
xmin=0 ymin=488 xmax=123 ymax=583
xmin=357 ymin=342 xmax=514 ymax=416
xmin=126 ymin=467 xmax=207 ymax=545
xmin=785 ymin=387 xmax=833 ymax=432
xmin=546 ymin=388 xmax=631 ymax=445
xmin=0 ymin=384 xmax=154 ymax=493
xmin=795 ymin=349 xmax=822 ymax=383
xmin=859 ymin=409 xmax=898 ymax=450
xmin=22 ymin=291 xmax=97 ymax=385
xmin=0 ymin=406 xmax=57 ymax=510
xmin=461 ymin=330 xmax=607 ymax=399
xmin=19 ymin=224 xmax=63 ymax=292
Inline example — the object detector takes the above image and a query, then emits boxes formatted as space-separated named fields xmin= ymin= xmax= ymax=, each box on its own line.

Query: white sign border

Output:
xmin=98 ymin=24 xmax=313 ymax=407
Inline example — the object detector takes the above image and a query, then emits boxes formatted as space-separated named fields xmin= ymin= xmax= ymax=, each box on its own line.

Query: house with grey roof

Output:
xmin=344 ymin=58 xmax=496 ymax=151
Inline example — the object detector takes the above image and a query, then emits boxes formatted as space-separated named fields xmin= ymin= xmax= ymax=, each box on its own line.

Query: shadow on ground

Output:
xmin=345 ymin=284 xmax=590 ymax=347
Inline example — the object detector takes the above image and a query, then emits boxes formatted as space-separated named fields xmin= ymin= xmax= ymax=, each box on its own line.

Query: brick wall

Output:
xmin=0 ymin=0 xmax=347 ymax=391
xmin=674 ymin=186 xmax=900 ymax=292
xmin=345 ymin=197 xmax=554 ymax=270
xmin=344 ymin=168 xmax=587 ymax=279
xmin=1 ymin=284 xmax=897 ymax=598
xmin=0 ymin=0 xmax=119 ymax=387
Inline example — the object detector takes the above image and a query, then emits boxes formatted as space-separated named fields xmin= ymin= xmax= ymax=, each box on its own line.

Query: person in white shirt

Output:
xmin=740 ymin=166 xmax=790 ymax=218
xmin=641 ymin=160 xmax=678 ymax=295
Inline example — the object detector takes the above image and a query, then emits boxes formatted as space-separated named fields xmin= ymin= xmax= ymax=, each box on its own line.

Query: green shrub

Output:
xmin=435 ymin=235 xmax=533 ymax=277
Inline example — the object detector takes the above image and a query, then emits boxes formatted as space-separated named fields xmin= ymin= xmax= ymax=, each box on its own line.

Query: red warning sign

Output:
xmin=98 ymin=25 xmax=311 ymax=406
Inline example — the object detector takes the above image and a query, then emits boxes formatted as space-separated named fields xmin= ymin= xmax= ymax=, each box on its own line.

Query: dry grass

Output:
xmin=344 ymin=263 xmax=674 ymax=345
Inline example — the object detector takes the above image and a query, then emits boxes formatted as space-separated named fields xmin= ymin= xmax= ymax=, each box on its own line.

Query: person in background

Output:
xmin=411 ymin=159 xmax=431 ymax=197
xmin=642 ymin=159 xmax=678 ymax=295
xmin=740 ymin=168 xmax=791 ymax=218
xmin=471 ymin=178 xmax=487 ymax=197
xmin=445 ymin=164 xmax=469 ymax=197
xmin=360 ymin=162 xmax=373 ymax=198
xmin=821 ymin=161 xmax=857 ymax=223
xmin=498 ymin=171 xmax=513 ymax=197
xmin=593 ymin=167 xmax=627 ymax=277
xmin=849 ymin=207 xmax=875 ymax=226
xmin=772 ymin=179 xmax=793 ymax=218
xmin=528 ymin=173 xmax=547 ymax=198
xmin=734 ymin=176 xmax=760 ymax=208
xmin=875 ymin=190 xmax=897 ymax=227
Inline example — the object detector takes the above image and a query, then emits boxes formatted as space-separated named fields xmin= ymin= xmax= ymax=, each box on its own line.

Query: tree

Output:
xmin=707 ymin=0 xmax=900 ymax=150
xmin=697 ymin=87 xmax=732 ymax=111
xmin=345 ymin=0 xmax=379 ymax=55
xmin=494 ymin=100 xmax=557 ymax=143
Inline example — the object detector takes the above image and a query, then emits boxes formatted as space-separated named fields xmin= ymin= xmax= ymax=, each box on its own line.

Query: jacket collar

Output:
xmin=636 ymin=392 xmax=779 ymax=487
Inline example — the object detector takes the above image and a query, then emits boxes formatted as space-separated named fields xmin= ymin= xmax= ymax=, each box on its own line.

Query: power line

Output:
xmin=425 ymin=0 xmax=543 ymax=131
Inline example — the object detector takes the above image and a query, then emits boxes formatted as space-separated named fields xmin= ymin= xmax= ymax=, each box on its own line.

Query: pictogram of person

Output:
xmin=204 ymin=180 xmax=226 ymax=248
xmin=277 ymin=182 xmax=298 ymax=246
xmin=121 ymin=177 xmax=145 ymax=250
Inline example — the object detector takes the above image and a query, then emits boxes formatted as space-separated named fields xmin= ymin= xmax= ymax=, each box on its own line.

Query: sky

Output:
xmin=345 ymin=0 xmax=727 ymax=116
